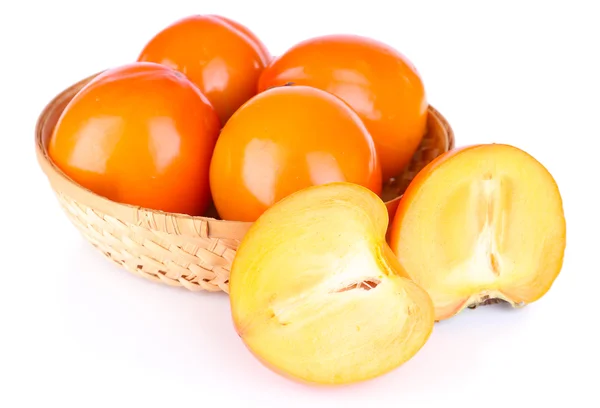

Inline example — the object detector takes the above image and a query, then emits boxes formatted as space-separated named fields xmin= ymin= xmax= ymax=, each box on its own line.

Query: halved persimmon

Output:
xmin=389 ymin=144 xmax=566 ymax=321
xmin=230 ymin=182 xmax=435 ymax=385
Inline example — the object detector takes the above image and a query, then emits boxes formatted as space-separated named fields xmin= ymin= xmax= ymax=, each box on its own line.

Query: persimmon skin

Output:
xmin=138 ymin=14 xmax=271 ymax=125
xmin=209 ymin=85 xmax=382 ymax=222
xmin=48 ymin=62 xmax=221 ymax=216
xmin=258 ymin=34 xmax=428 ymax=180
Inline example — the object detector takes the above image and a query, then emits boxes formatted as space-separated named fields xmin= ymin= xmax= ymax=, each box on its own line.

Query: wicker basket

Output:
xmin=35 ymin=72 xmax=455 ymax=293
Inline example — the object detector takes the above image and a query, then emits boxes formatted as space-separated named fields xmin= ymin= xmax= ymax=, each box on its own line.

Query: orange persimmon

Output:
xmin=138 ymin=14 xmax=271 ymax=125
xmin=258 ymin=34 xmax=428 ymax=180
xmin=48 ymin=62 xmax=221 ymax=216
xmin=209 ymin=85 xmax=382 ymax=222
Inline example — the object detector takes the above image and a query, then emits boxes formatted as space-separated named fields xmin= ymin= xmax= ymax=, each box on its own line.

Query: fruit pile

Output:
xmin=47 ymin=15 xmax=566 ymax=385
xmin=48 ymin=14 xmax=428 ymax=221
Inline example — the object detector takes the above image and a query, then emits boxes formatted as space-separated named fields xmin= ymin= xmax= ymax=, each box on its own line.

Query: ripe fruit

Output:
xmin=258 ymin=34 xmax=427 ymax=180
xmin=138 ymin=14 xmax=271 ymax=125
xmin=48 ymin=62 xmax=221 ymax=216
xmin=229 ymin=182 xmax=435 ymax=385
xmin=389 ymin=144 xmax=567 ymax=321
xmin=209 ymin=85 xmax=382 ymax=222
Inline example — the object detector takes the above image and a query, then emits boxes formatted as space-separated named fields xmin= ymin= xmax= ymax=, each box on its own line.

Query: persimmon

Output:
xmin=258 ymin=34 xmax=427 ymax=180
xmin=388 ymin=144 xmax=567 ymax=321
xmin=209 ymin=85 xmax=382 ymax=222
xmin=138 ymin=14 xmax=271 ymax=125
xmin=229 ymin=182 xmax=435 ymax=385
xmin=48 ymin=62 xmax=221 ymax=216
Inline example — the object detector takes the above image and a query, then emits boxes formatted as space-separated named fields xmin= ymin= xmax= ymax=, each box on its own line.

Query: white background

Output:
xmin=1 ymin=0 xmax=599 ymax=406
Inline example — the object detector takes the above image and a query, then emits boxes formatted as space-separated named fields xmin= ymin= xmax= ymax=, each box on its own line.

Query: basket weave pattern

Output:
xmin=55 ymin=191 xmax=237 ymax=292
xmin=36 ymin=73 xmax=455 ymax=293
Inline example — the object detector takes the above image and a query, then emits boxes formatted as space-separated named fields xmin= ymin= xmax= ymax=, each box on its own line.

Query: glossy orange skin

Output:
xmin=138 ymin=14 xmax=271 ymax=125
xmin=209 ymin=85 xmax=383 ymax=222
xmin=258 ymin=34 xmax=428 ymax=180
xmin=48 ymin=62 xmax=221 ymax=216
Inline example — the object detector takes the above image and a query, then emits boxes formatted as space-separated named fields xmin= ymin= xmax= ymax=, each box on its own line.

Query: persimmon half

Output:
xmin=258 ymin=34 xmax=428 ymax=180
xmin=209 ymin=85 xmax=382 ymax=222
xmin=388 ymin=144 xmax=567 ymax=321
xmin=48 ymin=62 xmax=221 ymax=216
xmin=138 ymin=14 xmax=271 ymax=125
xmin=230 ymin=182 xmax=434 ymax=385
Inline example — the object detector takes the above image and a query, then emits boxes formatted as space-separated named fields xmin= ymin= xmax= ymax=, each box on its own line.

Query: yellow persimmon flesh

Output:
xmin=389 ymin=144 xmax=567 ymax=321
xmin=229 ymin=182 xmax=435 ymax=385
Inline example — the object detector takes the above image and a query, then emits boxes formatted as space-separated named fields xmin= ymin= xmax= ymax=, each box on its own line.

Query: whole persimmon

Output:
xmin=209 ymin=85 xmax=382 ymax=222
xmin=138 ymin=14 xmax=271 ymax=125
xmin=48 ymin=62 xmax=221 ymax=216
xmin=258 ymin=34 xmax=428 ymax=180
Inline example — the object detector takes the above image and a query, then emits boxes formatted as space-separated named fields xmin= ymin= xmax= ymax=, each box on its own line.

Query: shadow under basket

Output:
xmin=35 ymin=72 xmax=455 ymax=293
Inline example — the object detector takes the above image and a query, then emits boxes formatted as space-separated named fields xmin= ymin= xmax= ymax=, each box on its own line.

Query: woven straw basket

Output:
xmin=35 ymin=72 xmax=455 ymax=293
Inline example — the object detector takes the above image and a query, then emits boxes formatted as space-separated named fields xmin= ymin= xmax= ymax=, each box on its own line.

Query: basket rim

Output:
xmin=35 ymin=71 xmax=454 ymax=240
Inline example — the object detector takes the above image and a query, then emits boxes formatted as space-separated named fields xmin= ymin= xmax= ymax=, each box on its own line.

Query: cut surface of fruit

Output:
xmin=389 ymin=144 xmax=566 ymax=321
xmin=229 ymin=182 xmax=434 ymax=385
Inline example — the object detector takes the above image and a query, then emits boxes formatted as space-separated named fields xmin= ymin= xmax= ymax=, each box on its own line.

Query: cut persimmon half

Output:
xmin=229 ymin=182 xmax=435 ymax=385
xmin=389 ymin=144 xmax=566 ymax=321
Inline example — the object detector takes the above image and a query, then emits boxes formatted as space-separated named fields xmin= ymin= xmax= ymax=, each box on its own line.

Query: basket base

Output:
xmin=54 ymin=191 xmax=235 ymax=292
